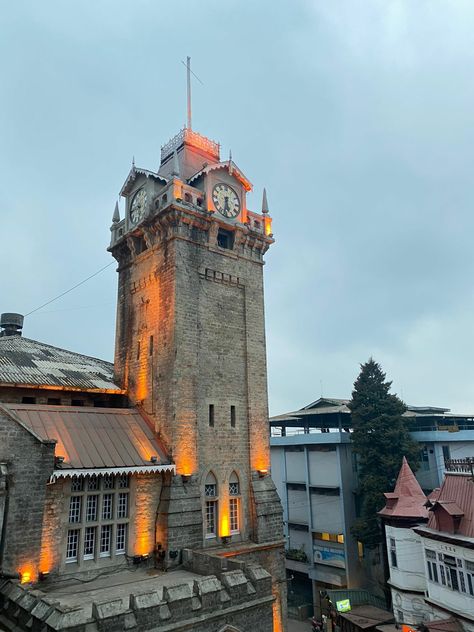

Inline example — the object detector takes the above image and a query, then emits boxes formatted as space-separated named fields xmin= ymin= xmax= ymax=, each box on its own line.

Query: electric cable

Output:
xmin=25 ymin=262 xmax=115 ymax=317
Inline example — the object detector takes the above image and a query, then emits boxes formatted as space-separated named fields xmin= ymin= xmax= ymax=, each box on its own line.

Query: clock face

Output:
xmin=130 ymin=189 xmax=147 ymax=224
xmin=212 ymin=183 xmax=240 ymax=219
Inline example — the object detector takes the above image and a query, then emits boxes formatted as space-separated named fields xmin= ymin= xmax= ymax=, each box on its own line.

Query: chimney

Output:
xmin=0 ymin=313 xmax=24 ymax=337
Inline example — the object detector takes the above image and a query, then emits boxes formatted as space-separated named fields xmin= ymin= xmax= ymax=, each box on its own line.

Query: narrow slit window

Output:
xmin=209 ymin=404 xmax=215 ymax=427
xmin=230 ymin=405 xmax=236 ymax=427
xmin=149 ymin=335 xmax=154 ymax=356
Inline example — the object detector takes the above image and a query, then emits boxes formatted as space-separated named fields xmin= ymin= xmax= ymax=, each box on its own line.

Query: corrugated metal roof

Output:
xmin=427 ymin=473 xmax=474 ymax=537
xmin=0 ymin=336 xmax=122 ymax=392
xmin=3 ymin=404 xmax=170 ymax=470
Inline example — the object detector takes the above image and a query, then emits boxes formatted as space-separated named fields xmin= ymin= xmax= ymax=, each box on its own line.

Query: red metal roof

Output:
xmin=379 ymin=457 xmax=429 ymax=520
xmin=2 ymin=404 xmax=170 ymax=470
xmin=427 ymin=473 xmax=474 ymax=537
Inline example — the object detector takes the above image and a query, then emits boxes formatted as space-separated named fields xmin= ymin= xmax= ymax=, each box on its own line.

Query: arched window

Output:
xmin=184 ymin=192 xmax=192 ymax=203
xmin=162 ymin=193 xmax=168 ymax=206
xmin=229 ymin=472 xmax=240 ymax=535
xmin=204 ymin=472 xmax=218 ymax=538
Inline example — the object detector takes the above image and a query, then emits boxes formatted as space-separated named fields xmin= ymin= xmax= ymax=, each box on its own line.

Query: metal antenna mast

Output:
xmin=186 ymin=56 xmax=192 ymax=130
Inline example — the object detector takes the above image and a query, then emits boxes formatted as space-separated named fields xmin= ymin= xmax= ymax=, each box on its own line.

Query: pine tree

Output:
xmin=349 ymin=358 xmax=420 ymax=548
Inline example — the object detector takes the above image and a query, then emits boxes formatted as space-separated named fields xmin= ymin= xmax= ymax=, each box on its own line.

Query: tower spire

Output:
xmin=186 ymin=56 xmax=192 ymax=130
xmin=112 ymin=200 xmax=120 ymax=223
xmin=262 ymin=188 xmax=269 ymax=214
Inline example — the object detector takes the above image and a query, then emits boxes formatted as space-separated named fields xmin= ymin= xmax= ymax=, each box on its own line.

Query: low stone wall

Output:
xmin=0 ymin=551 xmax=274 ymax=632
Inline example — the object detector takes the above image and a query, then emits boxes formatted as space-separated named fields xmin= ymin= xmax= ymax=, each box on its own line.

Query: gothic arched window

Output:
xmin=204 ymin=472 xmax=218 ymax=538
xmin=229 ymin=472 xmax=240 ymax=534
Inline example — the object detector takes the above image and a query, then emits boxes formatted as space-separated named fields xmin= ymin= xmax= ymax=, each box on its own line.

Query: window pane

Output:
xmin=86 ymin=495 xmax=98 ymax=521
xmin=230 ymin=498 xmax=239 ymax=533
xmin=66 ymin=529 xmax=79 ymax=562
xmin=116 ymin=523 xmax=127 ymax=553
xmin=100 ymin=525 xmax=111 ymax=557
xmin=117 ymin=493 xmax=129 ymax=519
xmin=69 ymin=496 xmax=82 ymax=523
xmin=118 ymin=474 xmax=129 ymax=489
xmin=84 ymin=526 xmax=96 ymax=560
xmin=71 ymin=476 xmax=83 ymax=492
xmin=103 ymin=474 xmax=114 ymax=490
xmin=206 ymin=501 xmax=217 ymax=536
xmin=102 ymin=493 xmax=113 ymax=520
xmin=205 ymin=484 xmax=217 ymax=497
xmin=87 ymin=476 xmax=99 ymax=491
xmin=229 ymin=482 xmax=240 ymax=496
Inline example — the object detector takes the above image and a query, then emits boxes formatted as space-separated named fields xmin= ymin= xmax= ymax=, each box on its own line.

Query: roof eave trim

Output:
xmin=49 ymin=464 xmax=176 ymax=483
xmin=0 ymin=381 xmax=125 ymax=394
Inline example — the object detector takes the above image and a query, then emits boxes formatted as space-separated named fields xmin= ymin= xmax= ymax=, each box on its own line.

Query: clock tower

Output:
xmin=109 ymin=124 xmax=286 ymax=629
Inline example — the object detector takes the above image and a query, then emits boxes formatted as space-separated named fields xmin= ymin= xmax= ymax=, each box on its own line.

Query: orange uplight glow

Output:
xmin=134 ymin=485 xmax=156 ymax=556
xmin=220 ymin=510 xmax=230 ymax=538
xmin=264 ymin=216 xmax=273 ymax=236
xmin=272 ymin=599 xmax=283 ymax=632
xmin=19 ymin=567 xmax=34 ymax=584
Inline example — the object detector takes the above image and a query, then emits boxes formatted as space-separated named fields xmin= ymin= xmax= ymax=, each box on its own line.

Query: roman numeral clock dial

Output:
xmin=212 ymin=183 xmax=240 ymax=219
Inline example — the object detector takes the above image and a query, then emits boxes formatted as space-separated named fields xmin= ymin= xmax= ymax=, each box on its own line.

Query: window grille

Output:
xmin=66 ymin=529 xmax=79 ymax=562
xmin=65 ymin=474 xmax=131 ymax=563
xmin=230 ymin=498 xmax=239 ymax=533
xmin=69 ymin=496 xmax=81 ymax=523
xmin=205 ymin=484 xmax=217 ymax=497
xmin=118 ymin=474 xmax=129 ymax=489
xmin=87 ymin=476 xmax=99 ymax=491
xmin=71 ymin=477 xmax=83 ymax=492
xmin=102 ymin=494 xmax=113 ymax=520
xmin=229 ymin=482 xmax=239 ymax=496
xmin=86 ymin=495 xmax=98 ymax=522
xmin=103 ymin=474 xmax=114 ymax=490
xmin=84 ymin=527 xmax=96 ymax=560
xmin=389 ymin=538 xmax=397 ymax=568
xmin=116 ymin=524 xmax=127 ymax=553
xmin=205 ymin=501 xmax=217 ymax=537
xmin=117 ymin=493 xmax=129 ymax=519
xmin=100 ymin=525 xmax=111 ymax=557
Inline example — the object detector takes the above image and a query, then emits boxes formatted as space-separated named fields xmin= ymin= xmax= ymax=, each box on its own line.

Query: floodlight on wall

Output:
xmin=150 ymin=455 xmax=158 ymax=464
xmin=257 ymin=469 xmax=268 ymax=478
xmin=54 ymin=456 xmax=65 ymax=466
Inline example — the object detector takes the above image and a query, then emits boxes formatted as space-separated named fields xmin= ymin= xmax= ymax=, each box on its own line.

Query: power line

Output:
xmin=25 ymin=262 xmax=115 ymax=317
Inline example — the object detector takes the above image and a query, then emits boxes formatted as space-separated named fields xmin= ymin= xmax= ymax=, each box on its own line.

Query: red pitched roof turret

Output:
xmin=379 ymin=456 xmax=429 ymax=521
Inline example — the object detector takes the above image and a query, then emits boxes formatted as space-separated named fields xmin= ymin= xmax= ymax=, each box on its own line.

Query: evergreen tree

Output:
xmin=349 ymin=358 xmax=420 ymax=548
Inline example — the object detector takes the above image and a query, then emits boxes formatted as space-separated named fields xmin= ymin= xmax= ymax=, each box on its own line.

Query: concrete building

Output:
xmin=269 ymin=397 xmax=474 ymax=616
xmin=0 ymin=114 xmax=286 ymax=631
xmin=380 ymin=458 xmax=474 ymax=631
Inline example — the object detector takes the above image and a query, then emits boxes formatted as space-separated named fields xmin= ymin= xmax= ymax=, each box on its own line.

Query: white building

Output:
xmin=380 ymin=458 xmax=474 ymax=631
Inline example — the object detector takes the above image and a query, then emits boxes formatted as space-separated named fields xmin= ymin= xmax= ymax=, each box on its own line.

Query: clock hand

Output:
xmin=224 ymin=196 xmax=230 ymax=212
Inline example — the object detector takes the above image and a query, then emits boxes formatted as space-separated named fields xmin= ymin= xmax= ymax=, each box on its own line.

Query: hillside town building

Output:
xmin=270 ymin=397 xmax=474 ymax=618
xmin=0 ymin=114 xmax=286 ymax=631
xmin=380 ymin=458 xmax=474 ymax=631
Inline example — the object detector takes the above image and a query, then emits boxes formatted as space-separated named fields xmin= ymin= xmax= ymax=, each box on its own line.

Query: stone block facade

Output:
xmin=0 ymin=407 xmax=55 ymax=580
xmin=0 ymin=550 xmax=274 ymax=632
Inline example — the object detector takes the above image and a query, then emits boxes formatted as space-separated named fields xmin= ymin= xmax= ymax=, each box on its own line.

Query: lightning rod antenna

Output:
xmin=187 ymin=56 xmax=192 ymax=130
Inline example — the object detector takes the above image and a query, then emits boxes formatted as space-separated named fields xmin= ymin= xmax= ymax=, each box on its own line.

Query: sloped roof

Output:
xmin=379 ymin=457 xmax=429 ymax=520
xmin=424 ymin=618 xmax=464 ymax=632
xmin=120 ymin=166 xmax=167 ymax=197
xmin=2 ymin=404 xmax=170 ymax=473
xmin=187 ymin=160 xmax=252 ymax=191
xmin=427 ymin=473 xmax=474 ymax=537
xmin=0 ymin=336 xmax=122 ymax=393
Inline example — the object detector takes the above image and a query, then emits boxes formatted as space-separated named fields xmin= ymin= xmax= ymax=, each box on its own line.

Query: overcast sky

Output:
xmin=2 ymin=1 xmax=474 ymax=415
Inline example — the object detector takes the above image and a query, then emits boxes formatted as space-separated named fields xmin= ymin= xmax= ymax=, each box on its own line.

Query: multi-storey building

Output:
xmin=0 ymin=110 xmax=286 ymax=631
xmin=270 ymin=397 xmax=474 ymax=617
xmin=380 ymin=458 xmax=474 ymax=631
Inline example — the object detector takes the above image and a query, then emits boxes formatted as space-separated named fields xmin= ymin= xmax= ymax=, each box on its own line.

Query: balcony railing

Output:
xmin=444 ymin=458 xmax=474 ymax=474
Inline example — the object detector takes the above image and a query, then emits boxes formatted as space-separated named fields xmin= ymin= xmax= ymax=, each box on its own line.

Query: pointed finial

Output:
xmin=132 ymin=156 xmax=135 ymax=169
xmin=228 ymin=149 xmax=233 ymax=175
xmin=171 ymin=150 xmax=180 ymax=178
xmin=262 ymin=188 xmax=269 ymax=214
xmin=112 ymin=201 xmax=120 ymax=223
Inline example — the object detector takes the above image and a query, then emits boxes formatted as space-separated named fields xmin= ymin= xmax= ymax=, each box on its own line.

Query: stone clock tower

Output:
xmin=109 ymin=125 xmax=286 ymax=630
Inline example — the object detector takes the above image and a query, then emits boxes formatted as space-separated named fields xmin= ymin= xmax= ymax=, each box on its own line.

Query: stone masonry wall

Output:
xmin=0 ymin=550 xmax=274 ymax=632
xmin=0 ymin=408 xmax=55 ymax=579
